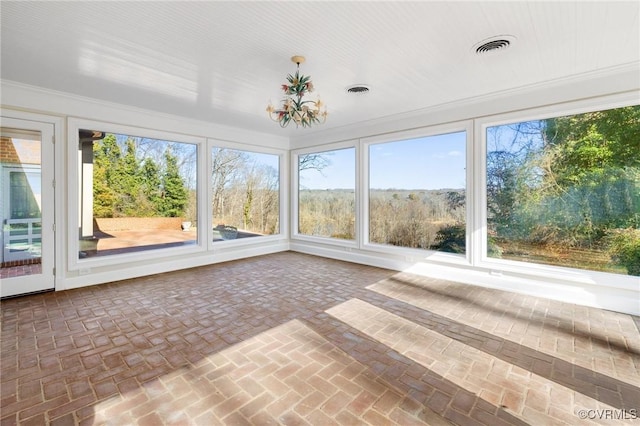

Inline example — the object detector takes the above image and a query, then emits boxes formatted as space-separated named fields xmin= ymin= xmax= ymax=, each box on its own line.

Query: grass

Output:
xmin=494 ymin=240 xmax=629 ymax=275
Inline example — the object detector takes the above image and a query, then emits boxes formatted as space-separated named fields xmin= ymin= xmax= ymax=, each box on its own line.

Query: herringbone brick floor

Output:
xmin=1 ymin=252 xmax=638 ymax=425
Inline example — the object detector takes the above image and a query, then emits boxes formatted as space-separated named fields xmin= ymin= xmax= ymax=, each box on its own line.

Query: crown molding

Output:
xmin=0 ymin=79 xmax=290 ymax=150
xmin=291 ymin=61 xmax=640 ymax=148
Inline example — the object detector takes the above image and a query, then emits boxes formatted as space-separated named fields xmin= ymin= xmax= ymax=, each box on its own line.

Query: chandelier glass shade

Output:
xmin=267 ymin=56 xmax=327 ymax=128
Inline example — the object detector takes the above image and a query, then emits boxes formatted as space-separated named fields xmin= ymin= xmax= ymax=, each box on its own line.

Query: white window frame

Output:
xmin=361 ymin=121 xmax=473 ymax=265
xmin=474 ymin=91 xmax=640 ymax=288
xmin=292 ymin=140 xmax=359 ymax=247
xmin=206 ymin=138 xmax=288 ymax=252
xmin=67 ymin=117 xmax=207 ymax=272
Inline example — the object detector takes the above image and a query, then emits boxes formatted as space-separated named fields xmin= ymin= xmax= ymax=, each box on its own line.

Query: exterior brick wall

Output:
xmin=0 ymin=136 xmax=40 ymax=164
xmin=94 ymin=217 xmax=184 ymax=231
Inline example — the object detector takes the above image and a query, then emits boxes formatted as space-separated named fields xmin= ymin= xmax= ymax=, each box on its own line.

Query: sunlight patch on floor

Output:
xmin=367 ymin=273 xmax=640 ymax=387
xmin=326 ymin=298 xmax=620 ymax=425
xmin=90 ymin=319 xmax=436 ymax=425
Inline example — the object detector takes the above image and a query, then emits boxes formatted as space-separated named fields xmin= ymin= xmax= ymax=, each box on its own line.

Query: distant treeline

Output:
xmin=299 ymin=188 xmax=465 ymax=250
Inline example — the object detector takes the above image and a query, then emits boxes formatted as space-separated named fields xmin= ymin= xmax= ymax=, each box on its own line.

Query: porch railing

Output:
xmin=2 ymin=218 xmax=42 ymax=263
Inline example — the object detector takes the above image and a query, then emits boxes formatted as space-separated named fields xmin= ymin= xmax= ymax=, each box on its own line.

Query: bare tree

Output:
xmin=211 ymin=148 xmax=247 ymax=220
xmin=299 ymin=153 xmax=331 ymax=173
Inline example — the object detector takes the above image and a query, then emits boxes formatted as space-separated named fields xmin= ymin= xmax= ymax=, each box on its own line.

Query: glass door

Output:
xmin=1 ymin=118 xmax=55 ymax=297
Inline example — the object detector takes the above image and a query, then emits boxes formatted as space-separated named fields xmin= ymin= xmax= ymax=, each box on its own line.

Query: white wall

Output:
xmin=1 ymin=80 xmax=290 ymax=292
xmin=2 ymin=63 xmax=639 ymax=315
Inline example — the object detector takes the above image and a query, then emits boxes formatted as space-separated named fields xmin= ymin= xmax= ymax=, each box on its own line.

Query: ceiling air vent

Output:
xmin=473 ymin=35 xmax=516 ymax=55
xmin=346 ymin=85 xmax=370 ymax=94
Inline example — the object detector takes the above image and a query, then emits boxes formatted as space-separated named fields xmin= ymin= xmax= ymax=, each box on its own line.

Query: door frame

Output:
xmin=1 ymin=111 xmax=64 ymax=297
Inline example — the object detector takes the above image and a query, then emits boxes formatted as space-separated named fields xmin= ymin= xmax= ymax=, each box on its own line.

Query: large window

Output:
xmin=368 ymin=131 xmax=467 ymax=253
xmin=78 ymin=129 xmax=197 ymax=258
xmin=486 ymin=105 xmax=640 ymax=276
xmin=298 ymin=147 xmax=356 ymax=240
xmin=211 ymin=147 xmax=279 ymax=241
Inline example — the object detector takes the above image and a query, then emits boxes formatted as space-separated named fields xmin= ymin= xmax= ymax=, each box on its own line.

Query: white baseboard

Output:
xmin=290 ymin=242 xmax=640 ymax=316
xmin=62 ymin=242 xmax=290 ymax=291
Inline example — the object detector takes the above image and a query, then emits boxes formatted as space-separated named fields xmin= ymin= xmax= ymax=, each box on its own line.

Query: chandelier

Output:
xmin=266 ymin=56 xmax=327 ymax=128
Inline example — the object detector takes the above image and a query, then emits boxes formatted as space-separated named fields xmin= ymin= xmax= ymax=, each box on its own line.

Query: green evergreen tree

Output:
xmin=92 ymin=134 xmax=121 ymax=217
xmin=160 ymin=148 xmax=187 ymax=217
xmin=140 ymin=158 xmax=163 ymax=216
xmin=116 ymin=138 xmax=142 ymax=216
xmin=92 ymin=135 xmax=194 ymax=219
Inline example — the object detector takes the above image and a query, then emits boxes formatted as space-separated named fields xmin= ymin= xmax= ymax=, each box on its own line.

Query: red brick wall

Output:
xmin=0 ymin=136 xmax=40 ymax=165
xmin=95 ymin=217 xmax=184 ymax=231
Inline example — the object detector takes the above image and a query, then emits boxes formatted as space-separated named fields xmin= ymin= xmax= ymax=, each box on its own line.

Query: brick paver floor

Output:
xmin=1 ymin=252 xmax=638 ymax=425
xmin=0 ymin=263 xmax=42 ymax=280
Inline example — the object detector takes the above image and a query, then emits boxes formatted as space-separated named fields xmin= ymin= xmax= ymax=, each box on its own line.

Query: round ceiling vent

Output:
xmin=346 ymin=85 xmax=370 ymax=94
xmin=473 ymin=35 xmax=516 ymax=55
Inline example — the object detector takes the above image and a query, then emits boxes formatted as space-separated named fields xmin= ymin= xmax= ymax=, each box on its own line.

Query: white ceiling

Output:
xmin=2 ymin=1 xmax=639 ymax=137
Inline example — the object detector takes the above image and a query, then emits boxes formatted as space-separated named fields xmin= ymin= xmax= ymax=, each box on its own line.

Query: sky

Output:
xmin=108 ymin=131 xmax=466 ymax=191
xmin=299 ymin=148 xmax=355 ymax=190
xmin=250 ymin=151 xmax=280 ymax=171
xmin=299 ymin=131 xmax=467 ymax=190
